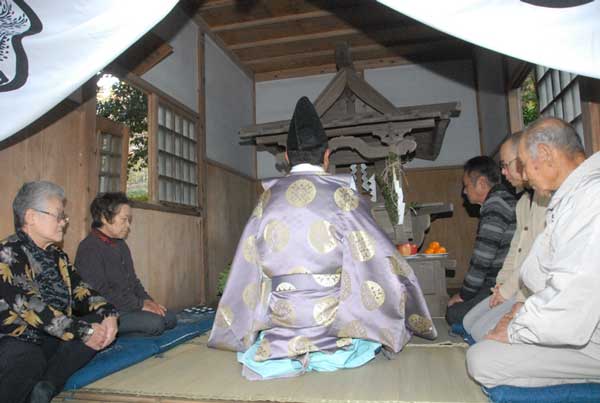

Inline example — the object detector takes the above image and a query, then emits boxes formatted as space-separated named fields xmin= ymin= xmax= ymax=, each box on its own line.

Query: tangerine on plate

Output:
xmin=424 ymin=248 xmax=436 ymax=254
xmin=437 ymin=247 xmax=447 ymax=254
xmin=428 ymin=241 xmax=440 ymax=250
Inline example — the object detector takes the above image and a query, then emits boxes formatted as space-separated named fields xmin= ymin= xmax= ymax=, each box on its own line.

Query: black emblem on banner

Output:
xmin=0 ymin=0 xmax=42 ymax=92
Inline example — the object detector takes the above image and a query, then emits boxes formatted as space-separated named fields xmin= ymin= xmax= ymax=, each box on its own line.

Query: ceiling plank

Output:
xmin=216 ymin=8 xmax=415 ymax=48
xmin=245 ymin=39 xmax=466 ymax=69
xmin=254 ymin=50 xmax=473 ymax=82
xmin=198 ymin=0 xmax=362 ymax=28
xmin=233 ymin=25 xmax=446 ymax=61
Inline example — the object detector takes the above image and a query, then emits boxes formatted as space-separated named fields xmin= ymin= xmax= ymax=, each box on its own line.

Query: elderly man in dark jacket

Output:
xmin=75 ymin=192 xmax=176 ymax=337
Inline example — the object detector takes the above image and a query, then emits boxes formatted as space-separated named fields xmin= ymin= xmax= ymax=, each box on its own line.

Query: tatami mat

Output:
xmin=57 ymin=318 xmax=486 ymax=403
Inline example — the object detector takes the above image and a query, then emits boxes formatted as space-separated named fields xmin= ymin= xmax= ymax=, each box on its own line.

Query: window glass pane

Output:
xmin=165 ymin=109 xmax=173 ymax=130
xmin=101 ymin=134 xmax=111 ymax=151
xmin=112 ymin=136 xmax=121 ymax=154
xmin=175 ymin=114 xmax=182 ymax=134
xmin=158 ymin=105 xmax=165 ymax=126
xmin=551 ymin=70 xmax=561 ymax=97
xmin=573 ymin=81 xmax=581 ymax=116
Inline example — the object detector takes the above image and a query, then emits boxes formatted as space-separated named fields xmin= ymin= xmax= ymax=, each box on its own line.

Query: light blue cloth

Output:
xmin=238 ymin=333 xmax=382 ymax=380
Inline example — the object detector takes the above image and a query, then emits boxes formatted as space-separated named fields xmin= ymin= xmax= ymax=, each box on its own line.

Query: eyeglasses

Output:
xmin=499 ymin=158 xmax=517 ymax=170
xmin=33 ymin=209 xmax=69 ymax=223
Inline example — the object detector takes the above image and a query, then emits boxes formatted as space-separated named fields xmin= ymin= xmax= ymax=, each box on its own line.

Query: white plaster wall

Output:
xmin=474 ymin=48 xmax=510 ymax=156
xmin=143 ymin=7 xmax=198 ymax=113
xmin=204 ymin=35 xmax=255 ymax=177
xmin=255 ymin=60 xmax=482 ymax=177
xmin=365 ymin=60 xmax=480 ymax=168
xmin=256 ymin=73 xmax=335 ymax=178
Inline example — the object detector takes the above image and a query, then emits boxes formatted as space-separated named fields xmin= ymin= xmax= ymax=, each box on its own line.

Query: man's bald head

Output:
xmin=518 ymin=117 xmax=586 ymax=195
xmin=523 ymin=117 xmax=584 ymax=159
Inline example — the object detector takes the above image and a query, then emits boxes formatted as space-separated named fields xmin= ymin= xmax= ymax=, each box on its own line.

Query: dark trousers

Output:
xmin=118 ymin=309 xmax=177 ymax=337
xmin=446 ymin=288 xmax=492 ymax=326
xmin=0 ymin=335 xmax=97 ymax=403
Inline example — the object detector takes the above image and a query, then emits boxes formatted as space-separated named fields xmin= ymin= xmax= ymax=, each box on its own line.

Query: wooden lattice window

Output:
xmin=97 ymin=117 xmax=129 ymax=193
xmin=535 ymin=66 xmax=583 ymax=137
xmin=156 ymin=101 xmax=198 ymax=207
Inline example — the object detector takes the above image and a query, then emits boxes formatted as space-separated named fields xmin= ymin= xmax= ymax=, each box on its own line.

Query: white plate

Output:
xmin=405 ymin=253 xmax=448 ymax=259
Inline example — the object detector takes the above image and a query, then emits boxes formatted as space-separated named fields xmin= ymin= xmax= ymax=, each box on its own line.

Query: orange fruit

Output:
xmin=424 ymin=248 xmax=436 ymax=254
xmin=437 ymin=247 xmax=447 ymax=254
xmin=428 ymin=241 xmax=440 ymax=250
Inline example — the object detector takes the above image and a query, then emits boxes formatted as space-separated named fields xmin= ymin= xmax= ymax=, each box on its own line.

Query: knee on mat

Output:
xmin=466 ymin=342 xmax=496 ymax=387
xmin=144 ymin=315 xmax=167 ymax=336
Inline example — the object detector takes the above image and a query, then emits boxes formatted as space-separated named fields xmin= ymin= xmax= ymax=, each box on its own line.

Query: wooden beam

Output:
xmin=254 ymin=52 xmax=473 ymax=82
xmin=217 ymin=9 xmax=413 ymax=48
xmin=233 ymin=25 xmax=444 ymax=61
xmin=211 ymin=10 xmax=331 ymax=32
xmin=249 ymin=39 xmax=471 ymax=74
xmin=193 ymin=15 xmax=255 ymax=80
xmin=230 ymin=27 xmax=360 ymax=50
xmin=198 ymin=0 xmax=362 ymax=29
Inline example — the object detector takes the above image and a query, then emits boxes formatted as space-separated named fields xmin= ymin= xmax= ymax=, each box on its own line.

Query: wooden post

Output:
xmin=147 ymin=93 xmax=160 ymax=203
xmin=197 ymin=28 xmax=209 ymax=304
xmin=580 ymin=76 xmax=600 ymax=155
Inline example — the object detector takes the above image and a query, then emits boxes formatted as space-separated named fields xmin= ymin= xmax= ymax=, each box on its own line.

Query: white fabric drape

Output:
xmin=378 ymin=0 xmax=600 ymax=79
xmin=0 ymin=0 xmax=179 ymax=141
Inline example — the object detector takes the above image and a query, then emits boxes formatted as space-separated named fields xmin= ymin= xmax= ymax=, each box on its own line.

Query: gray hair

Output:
xmin=524 ymin=117 xmax=584 ymax=159
xmin=501 ymin=130 xmax=523 ymax=154
xmin=13 ymin=181 xmax=65 ymax=230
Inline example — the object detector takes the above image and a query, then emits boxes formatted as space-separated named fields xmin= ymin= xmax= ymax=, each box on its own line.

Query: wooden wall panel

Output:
xmin=127 ymin=208 xmax=204 ymax=310
xmin=403 ymin=166 xmax=479 ymax=288
xmin=206 ymin=161 xmax=258 ymax=305
xmin=0 ymin=100 xmax=94 ymax=257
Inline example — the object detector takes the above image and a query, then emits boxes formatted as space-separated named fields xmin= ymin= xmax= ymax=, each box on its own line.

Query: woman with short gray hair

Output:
xmin=0 ymin=181 xmax=119 ymax=403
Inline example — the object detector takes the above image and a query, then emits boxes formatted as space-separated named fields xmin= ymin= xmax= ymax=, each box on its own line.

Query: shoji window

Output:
xmin=535 ymin=66 xmax=583 ymax=138
xmin=156 ymin=102 xmax=198 ymax=207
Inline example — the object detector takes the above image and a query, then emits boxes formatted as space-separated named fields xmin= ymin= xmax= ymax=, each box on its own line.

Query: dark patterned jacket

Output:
xmin=0 ymin=231 xmax=118 ymax=344
xmin=460 ymin=184 xmax=517 ymax=300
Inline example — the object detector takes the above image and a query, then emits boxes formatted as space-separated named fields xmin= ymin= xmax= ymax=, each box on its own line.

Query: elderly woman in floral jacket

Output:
xmin=0 ymin=181 xmax=118 ymax=403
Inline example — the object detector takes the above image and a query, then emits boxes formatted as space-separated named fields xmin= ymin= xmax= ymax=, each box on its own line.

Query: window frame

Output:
xmin=98 ymin=69 xmax=203 ymax=216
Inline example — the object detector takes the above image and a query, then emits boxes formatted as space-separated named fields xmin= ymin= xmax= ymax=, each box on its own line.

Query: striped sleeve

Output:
xmin=460 ymin=188 xmax=516 ymax=300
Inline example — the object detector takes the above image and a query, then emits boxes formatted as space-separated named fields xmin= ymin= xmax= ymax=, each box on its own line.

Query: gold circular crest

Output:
xmin=336 ymin=337 xmax=353 ymax=348
xmin=288 ymin=266 xmax=311 ymax=275
xmin=215 ymin=306 xmax=234 ymax=328
xmin=252 ymin=189 xmax=271 ymax=218
xmin=271 ymin=300 xmax=296 ymax=327
xmin=286 ymin=179 xmax=317 ymax=208
xmin=242 ymin=235 xmax=259 ymax=264
xmin=242 ymin=283 xmax=259 ymax=310
xmin=275 ymin=282 xmax=296 ymax=292
xmin=408 ymin=314 xmax=434 ymax=335
xmin=360 ymin=280 xmax=386 ymax=311
xmin=243 ymin=333 xmax=256 ymax=349
xmin=263 ymin=219 xmax=290 ymax=252
xmin=334 ymin=187 xmax=359 ymax=212
xmin=312 ymin=269 xmax=341 ymax=287
xmin=399 ymin=292 xmax=408 ymax=315
xmin=387 ymin=256 xmax=413 ymax=277
xmin=260 ymin=280 xmax=271 ymax=307
xmin=338 ymin=320 xmax=367 ymax=338
xmin=313 ymin=296 xmax=339 ymax=326
xmin=379 ymin=328 xmax=395 ymax=348
xmin=308 ymin=220 xmax=338 ymax=254
xmin=348 ymin=231 xmax=376 ymax=262
xmin=288 ymin=335 xmax=318 ymax=357
xmin=340 ymin=270 xmax=351 ymax=301
xmin=254 ymin=338 xmax=271 ymax=361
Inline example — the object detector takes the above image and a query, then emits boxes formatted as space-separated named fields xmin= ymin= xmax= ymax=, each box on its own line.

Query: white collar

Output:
xmin=290 ymin=163 xmax=325 ymax=173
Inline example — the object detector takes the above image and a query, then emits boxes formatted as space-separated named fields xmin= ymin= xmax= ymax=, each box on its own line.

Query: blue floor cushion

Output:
xmin=486 ymin=383 xmax=600 ymax=403
xmin=64 ymin=310 xmax=214 ymax=390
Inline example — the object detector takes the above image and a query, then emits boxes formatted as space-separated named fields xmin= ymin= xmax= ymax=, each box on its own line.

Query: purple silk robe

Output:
xmin=208 ymin=171 xmax=437 ymax=365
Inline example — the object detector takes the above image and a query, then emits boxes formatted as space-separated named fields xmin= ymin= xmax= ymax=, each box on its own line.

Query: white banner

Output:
xmin=378 ymin=0 xmax=600 ymax=80
xmin=0 ymin=0 xmax=179 ymax=141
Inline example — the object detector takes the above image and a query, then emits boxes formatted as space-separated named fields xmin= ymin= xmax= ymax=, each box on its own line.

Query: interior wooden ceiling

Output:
xmin=191 ymin=0 xmax=474 ymax=81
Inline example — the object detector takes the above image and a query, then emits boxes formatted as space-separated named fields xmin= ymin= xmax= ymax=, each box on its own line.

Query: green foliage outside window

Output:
xmin=521 ymin=72 xmax=539 ymax=126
